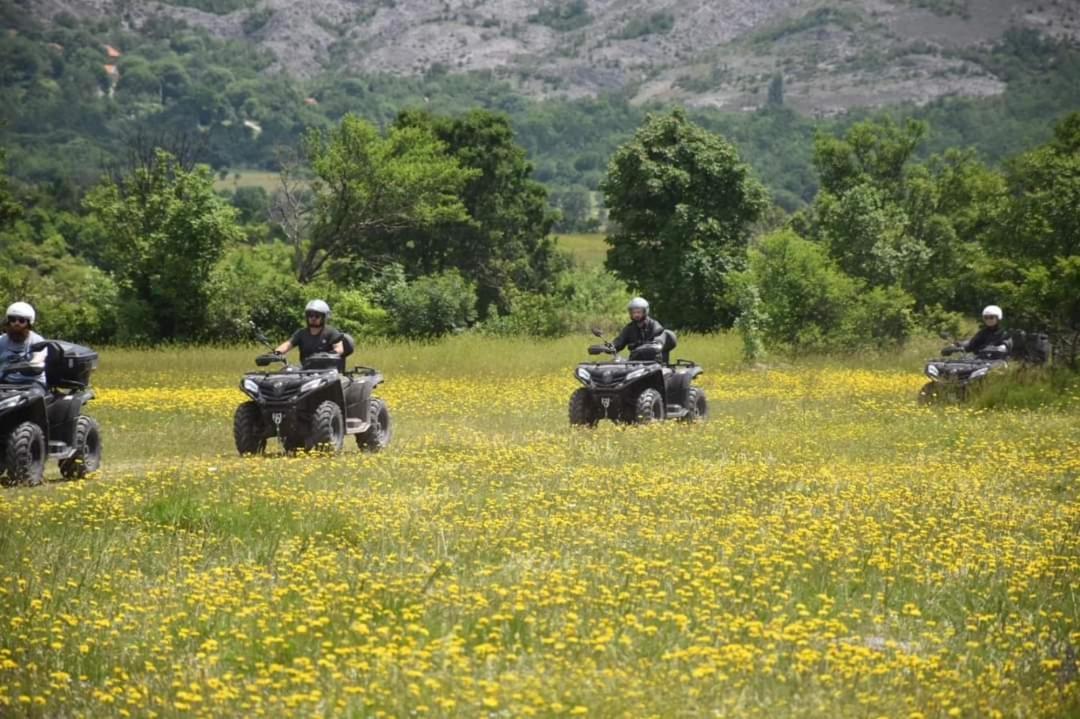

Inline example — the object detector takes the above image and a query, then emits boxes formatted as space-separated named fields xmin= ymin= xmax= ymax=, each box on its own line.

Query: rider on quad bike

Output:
xmin=945 ymin=305 xmax=1006 ymax=357
xmin=275 ymin=299 xmax=345 ymax=365
xmin=0 ymin=302 xmax=102 ymax=486
xmin=920 ymin=305 xmax=1012 ymax=403
xmin=569 ymin=297 xmax=707 ymax=426
xmin=0 ymin=302 xmax=47 ymax=398
xmin=234 ymin=300 xmax=391 ymax=455
xmin=613 ymin=297 xmax=666 ymax=359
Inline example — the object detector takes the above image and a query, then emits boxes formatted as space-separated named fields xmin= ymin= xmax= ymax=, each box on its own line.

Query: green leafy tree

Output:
xmin=382 ymin=270 xmax=477 ymax=339
xmin=84 ymin=149 xmax=240 ymax=340
xmin=798 ymin=118 xmax=1005 ymax=312
xmin=286 ymin=114 xmax=475 ymax=283
xmin=979 ymin=112 xmax=1080 ymax=365
xmin=386 ymin=110 xmax=561 ymax=315
xmin=601 ymin=109 xmax=769 ymax=329
xmin=0 ymin=206 xmax=119 ymax=343
xmin=735 ymin=229 xmax=915 ymax=350
xmin=813 ymin=118 xmax=926 ymax=196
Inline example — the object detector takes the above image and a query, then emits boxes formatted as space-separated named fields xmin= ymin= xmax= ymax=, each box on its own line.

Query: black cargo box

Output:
xmin=37 ymin=340 xmax=99 ymax=389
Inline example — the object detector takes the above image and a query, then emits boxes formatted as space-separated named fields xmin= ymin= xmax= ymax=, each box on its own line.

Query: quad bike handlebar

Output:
xmin=255 ymin=353 xmax=287 ymax=367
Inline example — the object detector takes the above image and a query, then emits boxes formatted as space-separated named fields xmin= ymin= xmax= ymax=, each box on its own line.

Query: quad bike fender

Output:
xmin=45 ymin=390 xmax=93 ymax=446
xmin=0 ymin=394 xmax=49 ymax=444
xmin=297 ymin=380 xmax=346 ymax=417
xmin=625 ymin=373 xmax=667 ymax=405
xmin=344 ymin=376 xmax=379 ymax=421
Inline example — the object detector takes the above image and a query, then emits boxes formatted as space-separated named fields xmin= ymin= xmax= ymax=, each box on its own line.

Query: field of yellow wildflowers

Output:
xmin=1 ymin=335 xmax=1078 ymax=717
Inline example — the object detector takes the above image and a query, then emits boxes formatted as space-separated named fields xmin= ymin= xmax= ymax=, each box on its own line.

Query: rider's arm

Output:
xmin=28 ymin=347 xmax=46 ymax=370
xmin=276 ymin=330 xmax=302 ymax=355
xmin=963 ymin=327 xmax=988 ymax=352
xmin=612 ymin=324 xmax=636 ymax=352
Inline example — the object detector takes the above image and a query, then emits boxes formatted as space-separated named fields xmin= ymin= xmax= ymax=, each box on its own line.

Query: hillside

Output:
xmin=25 ymin=0 xmax=1080 ymax=115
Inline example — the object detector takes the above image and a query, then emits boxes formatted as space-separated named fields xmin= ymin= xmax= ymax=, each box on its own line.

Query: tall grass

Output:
xmin=1 ymin=334 xmax=1077 ymax=716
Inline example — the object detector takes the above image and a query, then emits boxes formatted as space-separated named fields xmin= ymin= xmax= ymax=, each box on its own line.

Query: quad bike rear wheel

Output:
xmin=233 ymin=401 xmax=266 ymax=456
xmin=59 ymin=415 xmax=102 ymax=479
xmin=682 ymin=387 xmax=708 ymax=422
xmin=6 ymin=421 xmax=45 ymax=487
xmin=568 ymin=388 xmax=597 ymax=427
xmin=309 ymin=400 xmax=345 ymax=453
xmin=634 ymin=388 xmax=665 ymax=425
xmin=357 ymin=398 xmax=392 ymax=452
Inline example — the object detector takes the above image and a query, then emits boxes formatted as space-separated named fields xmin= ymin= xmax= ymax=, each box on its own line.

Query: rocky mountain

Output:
xmin=25 ymin=0 xmax=1080 ymax=115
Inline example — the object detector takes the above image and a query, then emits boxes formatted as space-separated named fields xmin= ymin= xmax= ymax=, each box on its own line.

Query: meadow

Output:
xmin=1 ymin=334 xmax=1078 ymax=717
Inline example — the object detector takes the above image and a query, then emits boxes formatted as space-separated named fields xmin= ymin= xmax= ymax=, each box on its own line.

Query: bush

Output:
xmin=739 ymin=230 xmax=915 ymax=351
xmin=480 ymin=267 xmax=627 ymax=337
xmin=0 ymin=213 xmax=120 ymax=344
xmin=206 ymin=243 xmax=390 ymax=343
xmin=382 ymin=270 xmax=477 ymax=339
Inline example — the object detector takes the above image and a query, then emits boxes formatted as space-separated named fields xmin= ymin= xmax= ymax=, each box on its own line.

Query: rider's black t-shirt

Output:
xmin=290 ymin=326 xmax=344 ymax=362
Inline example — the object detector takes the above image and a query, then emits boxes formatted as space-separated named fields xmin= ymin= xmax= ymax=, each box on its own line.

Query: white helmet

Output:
xmin=6 ymin=301 xmax=35 ymax=325
xmin=982 ymin=305 xmax=1003 ymax=320
xmin=305 ymin=299 xmax=331 ymax=318
xmin=628 ymin=297 xmax=649 ymax=315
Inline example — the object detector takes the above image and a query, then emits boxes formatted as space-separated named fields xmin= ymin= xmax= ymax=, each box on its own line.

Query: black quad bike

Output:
xmin=0 ymin=341 xmax=101 ymax=486
xmin=233 ymin=329 xmax=391 ymax=455
xmin=919 ymin=330 xmax=1051 ymax=403
xmin=569 ymin=329 xmax=707 ymax=427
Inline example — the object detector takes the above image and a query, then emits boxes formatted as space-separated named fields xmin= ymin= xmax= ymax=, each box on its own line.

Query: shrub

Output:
xmin=480 ymin=267 xmax=627 ymax=337
xmin=206 ymin=243 xmax=390 ymax=343
xmin=740 ymin=230 xmax=915 ymax=351
xmin=383 ymin=270 xmax=477 ymax=339
xmin=0 ymin=213 xmax=120 ymax=344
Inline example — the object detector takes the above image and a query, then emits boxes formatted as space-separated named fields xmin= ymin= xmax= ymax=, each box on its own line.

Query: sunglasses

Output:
xmin=6 ymin=316 xmax=29 ymax=325
xmin=306 ymin=312 xmax=324 ymax=319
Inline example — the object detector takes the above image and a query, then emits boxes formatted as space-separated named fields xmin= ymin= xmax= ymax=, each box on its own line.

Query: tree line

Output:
xmin=2 ymin=104 xmax=1077 ymax=367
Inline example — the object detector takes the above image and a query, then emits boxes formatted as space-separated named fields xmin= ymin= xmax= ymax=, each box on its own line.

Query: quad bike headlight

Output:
xmin=575 ymin=367 xmax=592 ymax=385
xmin=0 ymin=394 xmax=25 ymax=411
xmin=927 ymin=364 xmax=939 ymax=377
xmin=624 ymin=367 xmax=648 ymax=382
xmin=300 ymin=377 xmax=327 ymax=394
xmin=970 ymin=367 xmax=990 ymax=380
xmin=242 ymin=378 xmax=260 ymax=396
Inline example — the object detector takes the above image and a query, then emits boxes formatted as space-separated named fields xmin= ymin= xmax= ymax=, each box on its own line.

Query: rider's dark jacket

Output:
xmin=964 ymin=324 xmax=1006 ymax=354
xmin=613 ymin=317 xmax=665 ymax=353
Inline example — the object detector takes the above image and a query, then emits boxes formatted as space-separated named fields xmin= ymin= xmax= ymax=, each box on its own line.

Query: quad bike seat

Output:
xmin=30 ymin=340 xmax=98 ymax=390
xmin=628 ymin=330 xmax=679 ymax=364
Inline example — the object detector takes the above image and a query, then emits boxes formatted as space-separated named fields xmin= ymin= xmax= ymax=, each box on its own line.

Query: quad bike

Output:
xmin=569 ymin=328 xmax=707 ymax=426
xmin=918 ymin=330 xmax=1051 ymax=404
xmin=0 ymin=341 xmax=101 ymax=487
xmin=233 ymin=328 xmax=391 ymax=455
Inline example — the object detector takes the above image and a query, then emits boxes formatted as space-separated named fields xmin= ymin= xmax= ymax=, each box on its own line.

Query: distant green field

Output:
xmin=213 ymin=169 xmax=281 ymax=193
xmin=554 ymin=232 xmax=607 ymax=267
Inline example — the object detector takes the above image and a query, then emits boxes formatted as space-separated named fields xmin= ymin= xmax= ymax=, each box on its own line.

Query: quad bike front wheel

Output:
xmin=634 ymin=389 xmax=665 ymax=425
xmin=568 ymin=388 xmax=597 ymax=427
xmin=233 ymin=401 xmax=267 ymax=456
xmin=681 ymin=387 xmax=708 ymax=422
xmin=358 ymin=398 xmax=392 ymax=452
xmin=309 ymin=400 xmax=345 ymax=453
xmin=5 ymin=421 xmax=45 ymax=487
xmin=59 ymin=415 xmax=102 ymax=480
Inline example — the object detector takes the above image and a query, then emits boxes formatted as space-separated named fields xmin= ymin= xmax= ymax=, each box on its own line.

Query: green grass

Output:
xmin=213 ymin=169 xmax=282 ymax=194
xmin=553 ymin=232 xmax=607 ymax=267
xmin=1 ymin=334 xmax=1078 ymax=716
